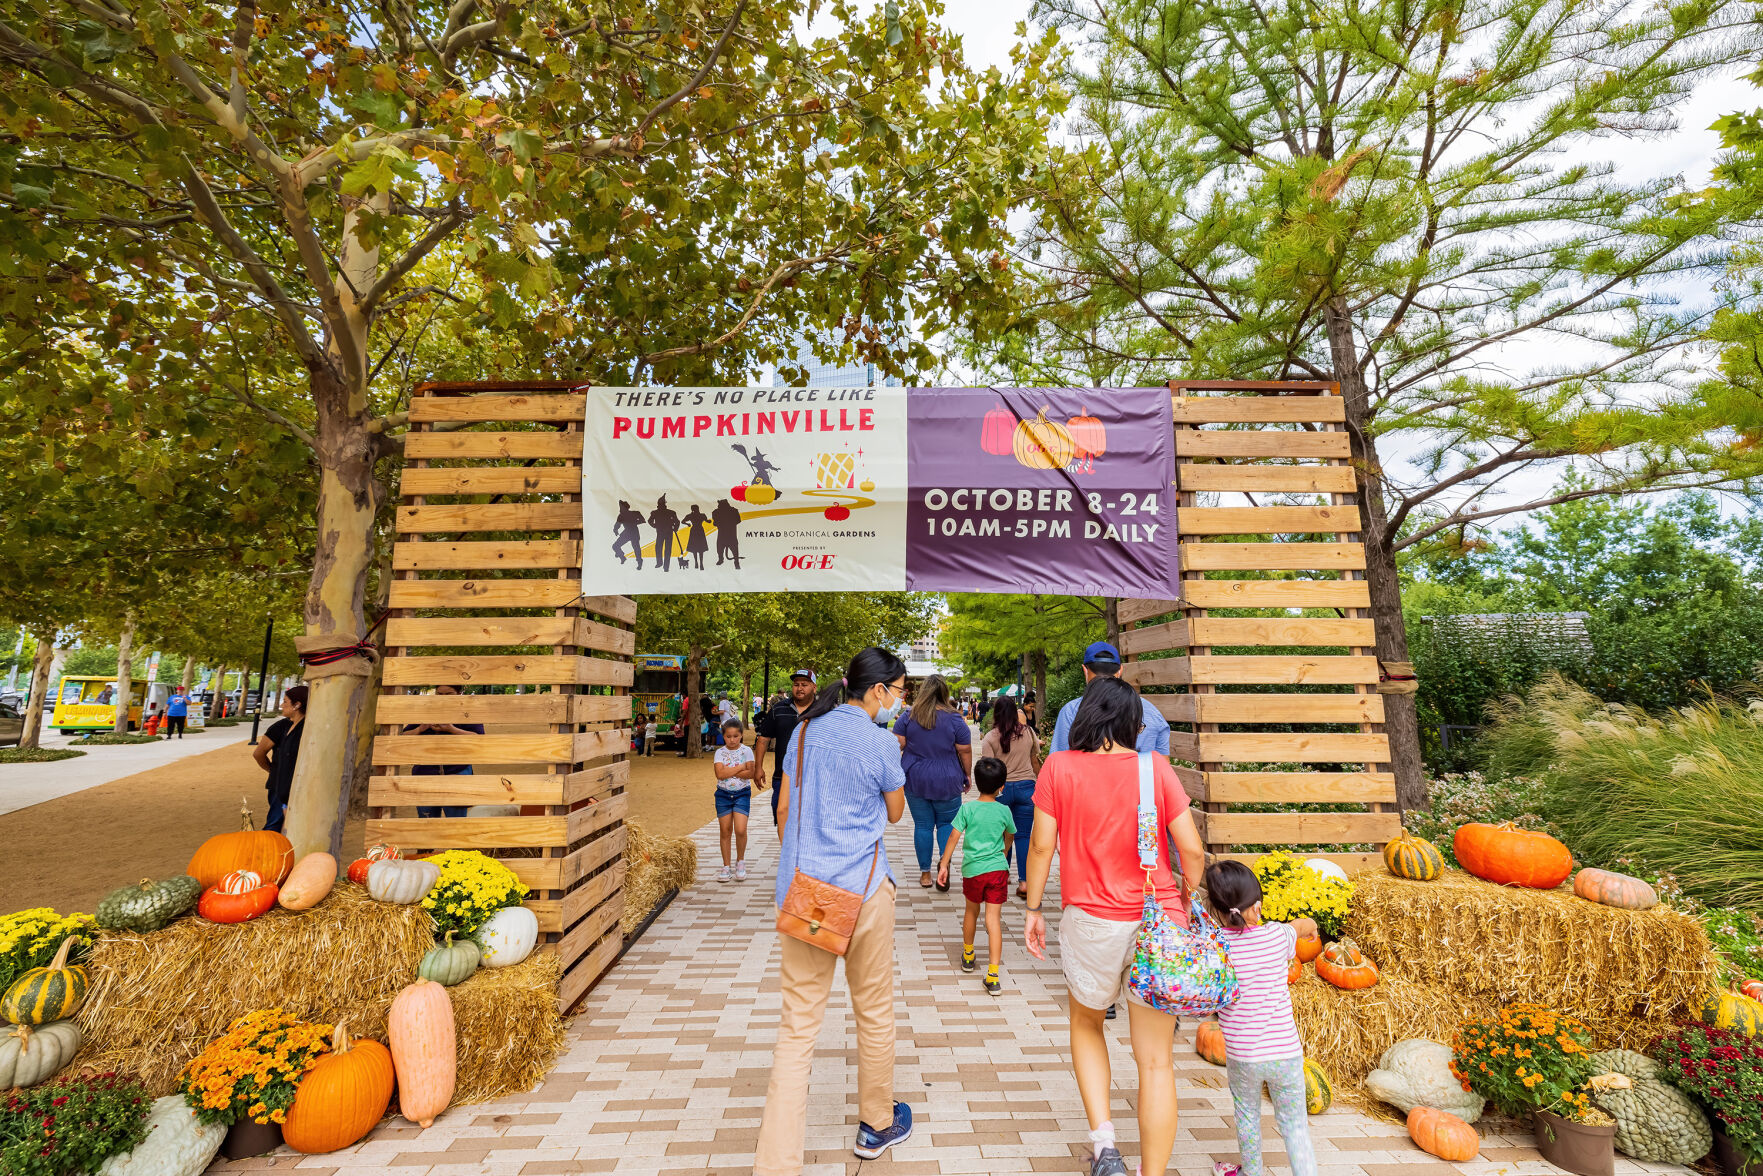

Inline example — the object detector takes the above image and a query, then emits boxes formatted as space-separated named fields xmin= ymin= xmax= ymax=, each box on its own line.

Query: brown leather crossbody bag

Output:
xmin=775 ymin=719 xmax=880 ymax=956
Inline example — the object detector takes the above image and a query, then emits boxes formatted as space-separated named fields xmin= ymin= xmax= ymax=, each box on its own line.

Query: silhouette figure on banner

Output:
xmin=711 ymin=498 xmax=743 ymax=569
xmin=612 ymin=499 xmax=645 ymax=569
xmin=648 ymin=495 xmax=680 ymax=571
xmin=681 ymin=504 xmax=710 ymax=570
xmin=731 ymin=443 xmax=780 ymax=487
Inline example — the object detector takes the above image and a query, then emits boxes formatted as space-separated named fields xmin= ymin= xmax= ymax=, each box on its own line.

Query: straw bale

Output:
xmin=450 ymin=950 xmax=567 ymax=1106
xmin=621 ymin=821 xmax=697 ymax=935
xmin=1343 ymin=869 xmax=1716 ymax=1026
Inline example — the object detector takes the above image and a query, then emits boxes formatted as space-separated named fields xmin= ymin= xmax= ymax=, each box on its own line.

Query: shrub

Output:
xmin=0 ymin=1072 xmax=151 ymax=1176
xmin=1653 ymin=1024 xmax=1763 ymax=1162
xmin=71 ymin=733 xmax=162 ymax=746
xmin=0 ymin=749 xmax=85 ymax=763
xmin=1583 ymin=598 xmax=1763 ymax=713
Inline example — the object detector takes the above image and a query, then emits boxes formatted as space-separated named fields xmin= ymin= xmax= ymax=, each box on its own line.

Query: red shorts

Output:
xmin=962 ymin=869 xmax=1009 ymax=905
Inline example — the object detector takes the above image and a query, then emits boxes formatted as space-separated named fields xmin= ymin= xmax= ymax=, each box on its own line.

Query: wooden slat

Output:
xmin=1118 ymin=598 xmax=1186 ymax=625
xmin=392 ymin=540 xmax=582 ymax=570
xmin=369 ymin=761 xmax=628 ymax=807
xmin=396 ymin=502 xmax=584 ymax=533
xmin=372 ymin=729 xmax=630 ymax=767
xmin=382 ymin=655 xmax=633 ymax=687
xmin=1194 ymin=732 xmax=1391 ymax=763
xmin=1201 ymin=771 xmax=1398 ymax=804
xmin=560 ymin=925 xmax=623 ymax=1011
xmin=527 ymin=861 xmax=625 ymax=935
xmin=1211 ymin=851 xmax=1384 ymax=875
xmin=1189 ymin=617 xmax=1377 ymax=647
xmin=381 ymin=616 xmax=636 ymax=655
xmin=399 ymin=467 xmax=583 ymax=496
xmin=1177 ymin=465 xmax=1358 ymax=493
xmin=1152 ymin=693 xmax=1386 ymax=725
xmin=1169 ymin=732 xmax=1199 ymax=761
xmin=1180 ymin=580 xmax=1370 ymax=609
xmin=1188 ymin=656 xmax=1381 ymax=685
xmin=1201 ymin=811 xmax=1404 ymax=845
xmin=404 ymin=431 xmax=582 ymax=460
xmin=558 ymin=899 xmax=624 ymax=1001
xmin=574 ymin=617 xmax=639 ymax=656
xmin=1181 ymin=542 xmax=1365 ymax=571
xmin=1176 ymin=431 xmax=1351 ymax=459
xmin=410 ymin=393 xmax=587 ymax=422
xmin=576 ymin=595 xmax=640 ymax=625
xmin=496 ymin=845 xmax=593 ymax=892
xmin=1119 ymin=658 xmax=1191 ymax=687
xmin=1177 ymin=506 xmax=1361 ymax=535
xmin=375 ymin=692 xmax=577 ymax=725
xmin=1171 ymin=396 xmax=1345 ymax=424
xmin=1118 ymin=619 xmax=1189 ymax=656
xmin=367 ymin=794 xmax=625 ymax=858
xmin=386 ymin=581 xmax=635 ymax=623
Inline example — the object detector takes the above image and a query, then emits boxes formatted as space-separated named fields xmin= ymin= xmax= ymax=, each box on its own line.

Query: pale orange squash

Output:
xmin=1408 ymin=1107 xmax=1479 ymax=1161
xmin=388 ymin=979 xmax=456 ymax=1128
xmin=279 ymin=852 xmax=338 ymax=911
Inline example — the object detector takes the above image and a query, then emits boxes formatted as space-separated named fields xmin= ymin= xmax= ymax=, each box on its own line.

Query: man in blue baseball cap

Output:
xmin=1048 ymin=639 xmax=1171 ymax=757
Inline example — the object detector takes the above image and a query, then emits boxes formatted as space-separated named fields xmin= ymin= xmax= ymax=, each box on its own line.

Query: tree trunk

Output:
xmin=112 ymin=613 xmax=136 ymax=733
xmin=1104 ymin=597 xmax=1121 ymax=646
xmin=1031 ymin=648 xmax=1048 ymax=731
xmin=19 ymin=627 xmax=55 ymax=750
xmin=1323 ymin=296 xmax=1429 ymax=812
xmin=179 ymin=659 xmax=195 ymax=691
xmin=740 ymin=670 xmax=753 ymax=725
xmin=208 ymin=669 xmax=225 ymax=720
xmin=684 ymin=644 xmax=704 ymax=759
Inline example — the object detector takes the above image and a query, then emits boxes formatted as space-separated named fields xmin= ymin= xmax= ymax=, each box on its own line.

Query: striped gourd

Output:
xmin=1697 ymin=989 xmax=1763 ymax=1038
xmin=1382 ymin=833 xmax=1445 ymax=881
xmin=1 ymin=938 xmax=89 ymax=1025
xmin=1303 ymin=1059 xmax=1333 ymax=1114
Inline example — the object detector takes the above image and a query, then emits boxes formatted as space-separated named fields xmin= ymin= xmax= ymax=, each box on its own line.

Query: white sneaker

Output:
xmin=717 ymin=865 xmax=733 ymax=882
xmin=735 ymin=862 xmax=748 ymax=881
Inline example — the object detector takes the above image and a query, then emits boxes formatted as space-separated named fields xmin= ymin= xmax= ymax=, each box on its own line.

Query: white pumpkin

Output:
xmin=476 ymin=906 xmax=539 ymax=968
xmin=464 ymin=804 xmax=521 ymax=817
xmin=367 ymin=858 xmax=441 ymax=904
xmin=98 ymin=1094 xmax=225 ymax=1176
xmin=0 ymin=1021 xmax=81 ymax=1088
xmin=1304 ymin=857 xmax=1350 ymax=884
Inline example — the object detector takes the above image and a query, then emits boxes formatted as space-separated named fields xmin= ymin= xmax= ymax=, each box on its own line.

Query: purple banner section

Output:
xmin=905 ymin=388 xmax=1180 ymax=597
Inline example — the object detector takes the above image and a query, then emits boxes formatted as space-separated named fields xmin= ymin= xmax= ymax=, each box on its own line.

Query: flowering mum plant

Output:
xmin=422 ymin=850 xmax=527 ymax=940
xmin=178 ymin=1008 xmax=333 ymax=1125
xmin=0 ymin=909 xmax=97 ymax=993
xmin=1653 ymin=1023 xmax=1763 ymax=1162
xmin=1450 ymin=1002 xmax=1598 ymax=1120
xmin=0 ymin=1071 xmax=150 ymax=1176
xmin=1252 ymin=851 xmax=1354 ymax=938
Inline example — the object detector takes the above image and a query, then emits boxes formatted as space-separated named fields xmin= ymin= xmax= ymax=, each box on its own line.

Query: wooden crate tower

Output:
xmin=372 ymin=381 xmax=633 ymax=1009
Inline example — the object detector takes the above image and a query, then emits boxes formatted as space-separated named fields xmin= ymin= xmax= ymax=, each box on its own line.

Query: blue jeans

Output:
xmin=418 ymin=766 xmax=471 ymax=818
xmin=999 ymin=779 xmax=1037 ymax=882
xmin=906 ymin=792 xmax=962 ymax=872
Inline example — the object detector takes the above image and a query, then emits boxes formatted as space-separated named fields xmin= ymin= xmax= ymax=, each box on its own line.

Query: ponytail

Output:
xmin=1202 ymin=860 xmax=1261 ymax=930
xmin=801 ymin=646 xmax=908 ymax=721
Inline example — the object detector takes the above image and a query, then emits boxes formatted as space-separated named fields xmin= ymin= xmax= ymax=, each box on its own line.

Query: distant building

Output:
xmin=907 ymin=634 xmax=941 ymax=662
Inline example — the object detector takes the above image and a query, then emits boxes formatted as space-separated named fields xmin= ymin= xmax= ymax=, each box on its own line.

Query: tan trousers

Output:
xmin=753 ymin=883 xmax=897 ymax=1175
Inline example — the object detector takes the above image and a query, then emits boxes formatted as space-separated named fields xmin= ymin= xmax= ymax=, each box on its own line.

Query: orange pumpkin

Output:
xmin=282 ymin=1022 xmax=396 ymax=1153
xmin=1195 ymin=1021 xmax=1227 ymax=1065
xmin=279 ymin=852 xmax=338 ymax=911
xmin=1288 ymin=957 xmax=1301 ymax=985
xmin=1315 ymin=938 xmax=1380 ymax=990
xmin=980 ymin=401 xmax=1015 ymax=455
xmin=1066 ymin=406 xmax=1107 ymax=471
xmin=198 ymin=870 xmax=278 ymax=923
xmin=347 ymin=843 xmax=402 ymax=885
xmin=1012 ymin=408 xmax=1075 ymax=470
xmin=1453 ymin=822 xmax=1573 ymax=890
xmin=1571 ymin=867 xmax=1657 ymax=910
xmin=389 ymin=979 xmax=456 ymax=1128
xmin=187 ymin=800 xmax=294 ymax=889
xmin=1408 ymin=1107 xmax=1479 ymax=1162
xmin=1742 ymin=979 xmax=1763 ymax=1002
xmin=1295 ymin=931 xmax=1324 ymax=963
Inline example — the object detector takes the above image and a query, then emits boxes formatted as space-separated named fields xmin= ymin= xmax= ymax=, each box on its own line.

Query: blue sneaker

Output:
xmin=853 ymin=1101 xmax=912 ymax=1159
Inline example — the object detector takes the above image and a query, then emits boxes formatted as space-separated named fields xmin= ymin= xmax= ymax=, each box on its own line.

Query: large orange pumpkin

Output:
xmin=980 ymin=401 xmax=1015 ymax=456
xmin=1012 ymin=408 xmax=1075 ymax=470
xmin=1066 ymin=406 xmax=1107 ymax=472
xmin=1453 ymin=822 xmax=1572 ymax=889
xmin=1295 ymin=931 xmax=1324 ymax=963
xmin=1408 ymin=1107 xmax=1479 ymax=1161
xmin=1315 ymin=938 xmax=1380 ymax=990
xmin=1195 ymin=1022 xmax=1227 ymax=1065
xmin=186 ymin=801 xmax=293 ymax=889
xmin=1742 ymin=979 xmax=1763 ymax=1002
xmin=282 ymin=1022 xmax=396 ymax=1153
xmin=389 ymin=979 xmax=456 ymax=1128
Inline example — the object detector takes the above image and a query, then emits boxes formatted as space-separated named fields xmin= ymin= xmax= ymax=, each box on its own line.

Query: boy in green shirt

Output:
xmin=937 ymin=757 xmax=1016 ymax=994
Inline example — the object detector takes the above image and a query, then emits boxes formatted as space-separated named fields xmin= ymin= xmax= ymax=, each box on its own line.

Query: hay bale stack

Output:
xmin=621 ymin=820 xmax=697 ymax=935
xmin=450 ymin=951 xmax=567 ymax=1106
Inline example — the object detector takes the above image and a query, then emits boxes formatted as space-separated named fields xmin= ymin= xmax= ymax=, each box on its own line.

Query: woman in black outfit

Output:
xmin=252 ymin=684 xmax=307 ymax=832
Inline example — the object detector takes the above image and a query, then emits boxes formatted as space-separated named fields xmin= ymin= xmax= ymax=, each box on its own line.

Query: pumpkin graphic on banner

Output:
xmin=979 ymin=400 xmax=1016 ymax=456
xmin=815 ymin=452 xmax=855 ymax=489
xmin=1067 ymin=406 xmax=1106 ymax=472
xmin=1013 ymin=408 xmax=1075 ymax=470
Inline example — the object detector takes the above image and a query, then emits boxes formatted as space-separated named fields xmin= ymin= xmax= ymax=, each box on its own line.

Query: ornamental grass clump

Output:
xmin=0 ymin=910 xmax=96 ymax=993
xmin=422 ymin=851 xmax=527 ymax=940
xmin=178 ymin=1008 xmax=332 ymax=1126
xmin=1450 ymin=1002 xmax=1603 ymax=1122
xmin=1253 ymin=851 xmax=1354 ymax=938
xmin=0 ymin=1071 xmax=150 ymax=1176
xmin=1653 ymin=1023 xmax=1763 ymax=1162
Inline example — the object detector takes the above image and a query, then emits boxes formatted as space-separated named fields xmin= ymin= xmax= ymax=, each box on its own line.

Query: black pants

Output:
xmin=166 ymin=715 xmax=186 ymax=737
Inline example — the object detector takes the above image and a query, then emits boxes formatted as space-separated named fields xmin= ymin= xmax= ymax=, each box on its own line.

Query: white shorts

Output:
xmin=1057 ymin=906 xmax=1151 ymax=1012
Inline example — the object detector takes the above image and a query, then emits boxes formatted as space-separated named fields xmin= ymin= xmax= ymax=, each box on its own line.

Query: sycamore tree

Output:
xmin=1 ymin=0 xmax=1078 ymax=852
xmin=1006 ymin=0 xmax=1763 ymax=807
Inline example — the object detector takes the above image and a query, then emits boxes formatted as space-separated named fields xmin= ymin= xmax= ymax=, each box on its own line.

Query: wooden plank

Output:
xmin=1171 ymin=396 xmax=1345 ymax=424
xmin=382 ymin=655 xmax=633 ymax=687
xmin=527 ymin=862 xmax=625 ymax=936
xmin=1118 ymin=619 xmax=1189 ymax=656
xmin=574 ymin=617 xmax=639 ymax=656
xmin=1182 ymin=542 xmax=1364 ymax=571
xmin=1169 ymin=732 xmax=1199 ymax=762
xmin=380 ymin=616 xmax=636 ymax=656
xmin=392 ymin=540 xmax=581 ymax=570
xmin=370 ymin=770 xmax=577 ymax=807
xmin=558 ymin=880 xmax=626 ymax=961
xmin=577 ymin=595 xmax=640 ymax=625
xmin=1188 ymin=656 xmax=1381 ymax=686
xmin=404 ymin=431 xmax=582 ymax=460
xmin=1151 ymin=693 xmax=1386 ymax=725
xmin=1177 ymin=506 xmax=1361 ymax=535
xmin=399 ymin=467 xmax=583 ymax=496
xmin=1176 ymin=431 xmax=1351 ymax=459
xmin=1194 ymin=732 xmax=1391 ymax=763
xmin=1118 ymin=598 xmax=1186 ymax=625
xmin=1201 ymin=771 xmax=1398 ymax=804
xmin=1177 ymin=465 xmax=1358 ymax=494
xmin=396 ymin=502 xmax=584 ymax=533
xmin=385 ymin=580 xmax=633 ymax=619
xmin=560 ymin=926 xmax=623 ymax=1011
xmin=410 ymin=393 xmax=587 ymax=422
xmin=371 ymin=730 xmax=630 ymax=767
xmin=1180 ymin=579 xmax=1370 ymax=609
xmin=570 ymin=824 xmax=628 ymax=881
xmin=366 ymin=814 xmax=569 ymax=849
xmin=1212 ymin=851 xmax=1385 ymax=875
xmin=375 ymin=692 xmax=576 ymax=725
xmin=1189 ymin=617 xmax=1378 ymax=647
xmin=1202 ymin=811 xmax=1404 ymax=845
xmin=1119 ymin=658 xmax=1191 ymax=687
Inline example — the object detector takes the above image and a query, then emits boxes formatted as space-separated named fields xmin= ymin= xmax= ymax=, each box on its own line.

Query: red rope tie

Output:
xmin=298 ymin=610 xmax=391 ymax=667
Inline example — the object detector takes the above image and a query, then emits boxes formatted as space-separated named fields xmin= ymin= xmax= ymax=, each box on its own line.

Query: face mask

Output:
xmin=874 ymin=689 xmax=903 ymax=724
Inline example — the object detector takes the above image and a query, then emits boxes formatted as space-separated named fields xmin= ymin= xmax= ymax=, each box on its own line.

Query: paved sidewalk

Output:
xmin=208 ymin=816 xmax=1689 ymax=1176
xmin=0 ymin=722 xmax=244 ymax=816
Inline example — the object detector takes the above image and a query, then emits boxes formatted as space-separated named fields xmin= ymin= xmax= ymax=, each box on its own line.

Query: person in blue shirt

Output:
xmin=164 ymin=687 xmax=190 ymax=739
xmin=1049 ymin=641 xmax=1171 ymax=756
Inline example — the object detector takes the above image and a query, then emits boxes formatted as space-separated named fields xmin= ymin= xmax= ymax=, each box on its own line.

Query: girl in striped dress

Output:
xmin=1203 ymin=861 xmax=1319 ymax=1176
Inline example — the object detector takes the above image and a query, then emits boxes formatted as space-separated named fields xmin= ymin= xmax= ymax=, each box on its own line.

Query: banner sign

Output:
xmin=582 ymin=387 xmax=1179 ymax=597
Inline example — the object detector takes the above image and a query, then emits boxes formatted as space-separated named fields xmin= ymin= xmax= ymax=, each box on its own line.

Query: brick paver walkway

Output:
xmin=210 ymin=816 xmax=1688 ymax=1176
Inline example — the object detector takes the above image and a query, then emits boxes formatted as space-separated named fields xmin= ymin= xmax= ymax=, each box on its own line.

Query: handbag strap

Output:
xmin=790 ymin=715 xmax=884 ymax=896
xmin=1135 ymin=751 xmax=1192 ymax=909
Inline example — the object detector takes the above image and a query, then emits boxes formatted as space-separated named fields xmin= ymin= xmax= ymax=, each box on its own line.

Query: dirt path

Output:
xmin=0 ymin=739 xmax=724 ymax=915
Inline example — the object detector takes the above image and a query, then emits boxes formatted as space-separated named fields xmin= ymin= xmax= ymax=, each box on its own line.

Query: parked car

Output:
xmin=0 ymin=698 xmax=23 ymax=747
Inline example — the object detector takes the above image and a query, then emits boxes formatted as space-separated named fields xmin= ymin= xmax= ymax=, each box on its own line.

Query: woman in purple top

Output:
xmin=893 ymin=674 xmax=973 ymax=890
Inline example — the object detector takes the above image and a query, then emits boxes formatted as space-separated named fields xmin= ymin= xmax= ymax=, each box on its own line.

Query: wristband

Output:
xmin=1026 ymin=902 xmax=1043 ymax=912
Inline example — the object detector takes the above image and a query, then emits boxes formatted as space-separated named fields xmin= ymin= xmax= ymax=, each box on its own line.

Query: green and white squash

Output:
xmin=95 ymin=876 xmax=203 ymax=933
xmin=97 ymin=1094 xmax=225 ymax=1176
xmin=1587 ymin=1049 xmax=1711 ymax=1165
xmin=366 ymin=858 xmax=440 ymax=905
xmin=419 ymin=932 xmax=482 ymax=986
xmin=0 ymin=1021 xmax=81 ymax=1088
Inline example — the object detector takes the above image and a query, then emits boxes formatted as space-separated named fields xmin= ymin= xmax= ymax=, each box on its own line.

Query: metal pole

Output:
xmin=4 ymin=631 xmax=23 ymax=694
xmin=249 ymin=616 xmax=273 ymax=744
xmin=761 ymin=644 xmax=771 ymax=700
